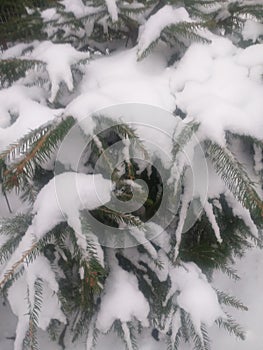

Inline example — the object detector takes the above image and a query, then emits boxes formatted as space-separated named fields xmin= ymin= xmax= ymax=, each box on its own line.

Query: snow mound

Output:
xmin=236 ymin=43 xmax=263 ymax=68
xmin=96 ymin=264 xmax=150 ymax=332
xmin=0 ymin=173 xmax=111 ymax=286
xmin=33 ymin=172 xmax=112 ymax=238
xmin=31 ymin=41 xmax=89 ymax=102
xmin=105 ymin=0 xmax=118 ymax=21
xmin=242 ymin=19 xmax=263 ymax=43
xmin=171 ymin=262 xmax=225 ymax=332
xmin=171 ymin=38 xmax=263 ymax=144
xmin=0 ymin=85 xmax=59 ymax=152
xmin=137 ymin=6 xmax=191 ymax=57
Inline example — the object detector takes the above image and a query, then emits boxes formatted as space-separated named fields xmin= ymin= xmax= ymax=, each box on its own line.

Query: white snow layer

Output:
xmin=64 ymin=38 xmax=263 ymax=172
xmin=242 ymin=19 xmax=263 ymax=42
xmin=64 ymin=47 xmax=177 ymax=169
xmin=33 ymin=172 xmax=111 ymax=237
xmin=104 ymin=0 xmax=118 ymax=21
xmin=65 ymin=47 xmax=175 ymax=122
xmin=137 ymin=6 xmax=191 ymax=57
xmin=204 ymin=201 xmax=223 ymax=243
xmin=170 ymin=262 xmax=225 ymax=332
xmin=96 ymin=264 xmax=150 ymax=332
xmin=0 ymin=85 xmax=60 ymax=152
xmin=170 ymin=38 xmax=263 ymax=144
xmin=0 ymin=42 xmax=37 ymax=59
xmin=31 ymin=41 xmax=89 ymax=102
xmin=1 ymin=40 xmax=89 ymax=102
xmin=60 ymin=0 xmax=99 ymax=18
xmin=1 ymin=22 xmax=263 ymax=350
xmin=0 ymin=173 xmax=111 ymax=285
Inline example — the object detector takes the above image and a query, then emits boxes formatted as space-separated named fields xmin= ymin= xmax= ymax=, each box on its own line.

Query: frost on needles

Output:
xmin=0 ymin=1 xmax=263 ymax=350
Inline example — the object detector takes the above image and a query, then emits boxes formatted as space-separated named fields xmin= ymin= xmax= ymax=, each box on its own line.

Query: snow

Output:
xmin=0 ymin=42 xmax=36 ymax=59
xmin=70 ymin=46 xmax=174 ymax=112
xmin=2 ymin=248 xmax=263 ymax=350
xmin=65 ymin=48 xmax=177 ymax=171
xmin=170 ymin=262 xmax=225 ymax=333
xmin=1 ymin=6 xmax=263 ymax=350
xmin=146 ymin=222 xmax=171 ymax=254
xmin=171 ymin=38 xmax=263 ymax=144
xmin=25 ymin=255 xmax=59 ymax=299
xmin=0 ymin=85 xmax=60 ymax=152
xmin=137 ymin=6 xmax=191 ymax=57
xmin=225 ymin=191 xmax=259 ymax=239
xmin=95 ymin=329 xmax=167 ymax=350
xmin=170 ymin=44 xmax=213 ymax=91
xmin=236 ymin=43 xmax=263 ymax=68
xmin=163 ymin=260 xmax=226 ymax=337
xmin=41 ymin=8 xmax=59 ymax=21
xmin=242 ymin=19 xmax=263 ymax=42
xmin=122 ymin=136 xmax=131 ymax=163
xmin=0 ymin=173 xmax=111 ymax=285
xmin=96 ymin=263 xmax=150 ymax=333
xmin=206 ymin=160 xmax=227 ymax=199
xmin=204 ymin=201 xmax=223 ymax=243
xmin=215 ymin=6 xmax=231 ymax=21
xmin=254 ymin=145 xmax=263 ymax=173
xmin=173 ymin=170 xmax=193 ymax=259
xmin=60 ymin=0 xmax=99 ymax=18
xmin=129 ymin=226 xmax=158 ymax=259
xmin=32 ymin=172 xmax=111 ymax=237
xmin=104 ymin=0 xmax=118 ymax=21
xmin=31 ymin=41 xmax=89 ymax=102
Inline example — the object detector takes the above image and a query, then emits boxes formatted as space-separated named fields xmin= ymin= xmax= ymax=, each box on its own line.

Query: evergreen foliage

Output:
xmin=0 ymin=1 xmax=263 ymax=350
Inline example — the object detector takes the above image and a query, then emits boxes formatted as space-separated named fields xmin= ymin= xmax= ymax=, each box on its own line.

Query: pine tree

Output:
xmin=0 ymin=1 xmax=263 ymax=350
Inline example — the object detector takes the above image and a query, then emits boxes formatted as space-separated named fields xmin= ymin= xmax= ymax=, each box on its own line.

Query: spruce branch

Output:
xmin=205 ymin=140 xmax=263 ymax=216
xmin=138 ymin=21 xmax=210 ymax=60
xmin=0 ymin=58 xmax=44 ymax=88
xmin=179 ymin=308 xmax=210 ymax=350
xmin=0 ymin=240 xmax=39 ymax=289
xmin=94 ymin=206 xmax=143 ymax=227
xmin=172 ymin=121 xmax=200 ymax=158
xmin=23 ymin=277 xmax=44 ymax=350
xmin=215 ymin=289 xmax=248 ymax=311
xmin=0 ymin=234 xmax=23 ymax=265
xmin=0 ymin=222 xmax=72 ymax=289
xmin=0 ymin=116 xmax=75 ymax=193
xmin=215 ymin=314 xmax=246 ymax=340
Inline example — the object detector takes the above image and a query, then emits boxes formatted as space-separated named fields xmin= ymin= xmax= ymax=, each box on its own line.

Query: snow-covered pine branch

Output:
xmin=0 ymin=0 xmax=263 ymax=349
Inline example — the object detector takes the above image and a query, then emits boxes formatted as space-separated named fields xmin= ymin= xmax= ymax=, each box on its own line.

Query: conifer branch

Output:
xmin=0 ymin=241 xmax=38 ymax=289
xmin=0 ymin=58 xmax=44 ymax=87
xmin=0 ymin=116 xmax=75 ymax=192
xmin=205 ymin=140 xmax=263 ymax=216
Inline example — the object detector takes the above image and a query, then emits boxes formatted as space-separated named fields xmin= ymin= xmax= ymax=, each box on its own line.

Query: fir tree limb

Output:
xmin=205 ymin=140 xmax=263 ymax=216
